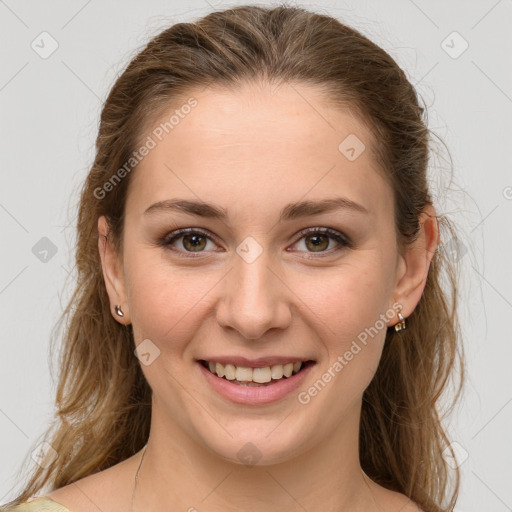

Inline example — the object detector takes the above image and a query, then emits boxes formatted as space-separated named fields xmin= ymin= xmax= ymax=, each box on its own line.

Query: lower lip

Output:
xmin=197 ymin=361 xmax=314 ymax=405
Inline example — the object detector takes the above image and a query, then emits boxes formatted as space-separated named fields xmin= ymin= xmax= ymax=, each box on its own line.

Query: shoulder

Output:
xmin=43 ymin=452 xmax=141 ymax=512
xmin=0 ymin=497 xmax=72 ymax=512
xmin=366 ymin=480 xmax=424 ymax=512
xmin=0 ymin=454 xmax=138 ymax=512
xmin=383 ymin=491 xmax=424 ymax=512
xmin=398 ymin=501 xmax=424 ymax=512
xmin=387 ymin=494 xmax=424 ymax=512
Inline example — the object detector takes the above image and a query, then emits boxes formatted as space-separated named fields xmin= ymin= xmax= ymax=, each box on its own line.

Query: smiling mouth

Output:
xmin=199 ymin=360 xmax=315 ymax=387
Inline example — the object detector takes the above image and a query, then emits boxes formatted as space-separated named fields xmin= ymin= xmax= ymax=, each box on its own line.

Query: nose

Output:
xmin=215 ymin=250 xmax=292 ymax=340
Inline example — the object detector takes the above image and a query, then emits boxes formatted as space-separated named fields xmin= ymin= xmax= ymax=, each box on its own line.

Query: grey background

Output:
xmin=1 ymin=1 xmax=511 ymax=510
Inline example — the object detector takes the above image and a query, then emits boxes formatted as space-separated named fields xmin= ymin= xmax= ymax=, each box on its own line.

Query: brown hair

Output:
xmin=7 ymin=5 xmax=464 ymax=511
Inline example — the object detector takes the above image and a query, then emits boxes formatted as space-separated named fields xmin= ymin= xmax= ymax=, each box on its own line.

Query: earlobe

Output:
xmin=97 ymin=216 xmax=130 ymax=324
xmin=390 ymin=204 xmax=439 ymax=320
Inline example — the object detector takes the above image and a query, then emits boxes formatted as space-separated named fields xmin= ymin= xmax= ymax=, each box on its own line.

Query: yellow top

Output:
xmin=0 ymin=498 xmax=72 ymax=512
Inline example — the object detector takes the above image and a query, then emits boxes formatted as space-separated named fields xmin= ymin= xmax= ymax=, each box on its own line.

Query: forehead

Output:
xmin=127 ymin=81 xmax=392 ymax=218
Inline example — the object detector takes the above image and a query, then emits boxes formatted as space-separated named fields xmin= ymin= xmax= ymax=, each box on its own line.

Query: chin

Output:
xmin=196 ymin=418 xmax=313 ymax=467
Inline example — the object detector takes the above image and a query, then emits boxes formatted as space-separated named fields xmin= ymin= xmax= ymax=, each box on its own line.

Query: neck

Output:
xmin=131 ymin=399 xmax=380 ymax=512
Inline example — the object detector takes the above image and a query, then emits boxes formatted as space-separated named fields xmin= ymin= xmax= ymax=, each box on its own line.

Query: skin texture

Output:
xmin=47 ymin=81 xmax=437 ymax=512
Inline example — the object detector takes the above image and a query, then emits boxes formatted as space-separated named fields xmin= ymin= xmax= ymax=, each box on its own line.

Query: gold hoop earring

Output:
xmin=394 ymin=312 xmax=406 ymax=332
xmin=115 ymin=305 xmax=124 ymax=317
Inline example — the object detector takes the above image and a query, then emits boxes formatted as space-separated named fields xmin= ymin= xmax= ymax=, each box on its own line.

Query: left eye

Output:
xmin=289 ymin=228 xmax=350 ymax=254
xmin=161 ymin=227 xmax=349 ymax=256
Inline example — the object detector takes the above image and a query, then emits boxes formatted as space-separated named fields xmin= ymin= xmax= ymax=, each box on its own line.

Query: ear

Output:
xmin=390 ymin=204 xmax=439 ymax=323
xmin=98 ymin=215 xmax=130 ymax=324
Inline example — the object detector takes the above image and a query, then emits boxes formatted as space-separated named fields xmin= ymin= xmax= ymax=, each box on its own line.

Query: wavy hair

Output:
xmin=7 ymin=5 xmax=464 ymax=511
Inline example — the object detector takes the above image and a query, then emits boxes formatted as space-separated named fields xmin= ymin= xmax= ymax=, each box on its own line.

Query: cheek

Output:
xmin=295 ymin=257 xmax=393 ymax=340
xmin=293 ymin=256 xmax=394 ymax=389
xmin=294 ymin=279 xmax=391 ymax=422
xmin=124 ymin=250 xmax=218 ymax=354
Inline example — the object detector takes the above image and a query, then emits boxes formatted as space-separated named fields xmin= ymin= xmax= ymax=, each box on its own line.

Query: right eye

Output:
xmin=161 ymin=228 xmax=220 ymax=257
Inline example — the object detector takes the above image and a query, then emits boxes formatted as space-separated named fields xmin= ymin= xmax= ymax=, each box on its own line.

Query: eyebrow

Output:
xmin=143 ymin=196 xmax=368 ymax=221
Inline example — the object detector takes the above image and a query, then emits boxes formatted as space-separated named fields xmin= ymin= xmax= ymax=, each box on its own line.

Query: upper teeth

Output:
xmin=207 ymin=361 xmax=303 ymax=383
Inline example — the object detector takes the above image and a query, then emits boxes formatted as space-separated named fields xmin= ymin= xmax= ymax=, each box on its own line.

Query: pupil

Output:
xmin=307 ymin=234 xmax=328 ymax=251
xmin=185 ymin=234 xmax=205 ymax=251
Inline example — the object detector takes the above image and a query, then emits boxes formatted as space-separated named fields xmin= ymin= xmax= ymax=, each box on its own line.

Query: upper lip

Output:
xmin=198 ymin=356 xmax=315 ymax=368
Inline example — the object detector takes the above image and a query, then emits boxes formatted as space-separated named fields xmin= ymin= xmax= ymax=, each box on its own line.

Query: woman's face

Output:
xmin=100 ymin=81 xmax=425 ymax=465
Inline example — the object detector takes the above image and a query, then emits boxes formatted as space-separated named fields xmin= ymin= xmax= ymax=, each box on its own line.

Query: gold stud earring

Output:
xmin=394 ymin=312 xmax=406 ymax=332
xmin=115 ymin=305 xmax=124 ymax=317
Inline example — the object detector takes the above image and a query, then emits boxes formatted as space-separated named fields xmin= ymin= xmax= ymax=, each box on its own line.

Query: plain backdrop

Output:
xmin=1 ymin=1 xmax=511 ymax=510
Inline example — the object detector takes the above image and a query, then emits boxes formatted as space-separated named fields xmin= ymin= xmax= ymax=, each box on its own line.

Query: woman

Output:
xmin=2 ymin=5 xmax=464 ymax=512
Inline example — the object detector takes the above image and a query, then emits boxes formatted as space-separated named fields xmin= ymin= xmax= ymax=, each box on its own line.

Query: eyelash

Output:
xmin=159 ymin=227 xmax=351 ymax=259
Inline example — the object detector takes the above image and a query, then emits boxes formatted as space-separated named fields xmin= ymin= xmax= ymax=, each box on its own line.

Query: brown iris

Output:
xmin=182 ymin=234 xmax=207 ymax=251
xmin=305 ymin=233 xmax=329 ymax=252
